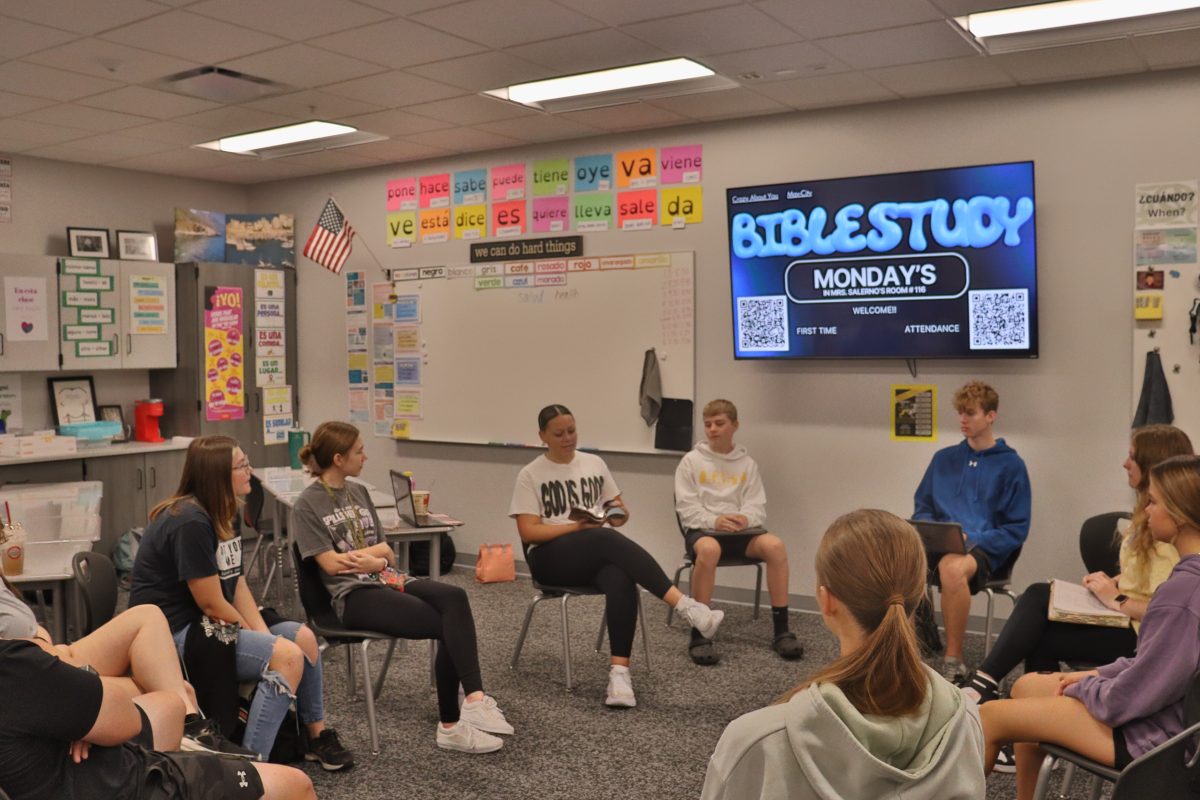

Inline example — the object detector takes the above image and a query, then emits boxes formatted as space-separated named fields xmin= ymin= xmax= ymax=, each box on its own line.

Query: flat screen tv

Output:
xmin=726 ymin=161 xmax=1037 ymax=359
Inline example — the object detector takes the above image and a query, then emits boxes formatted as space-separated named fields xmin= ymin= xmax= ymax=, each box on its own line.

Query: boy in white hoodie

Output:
xmin=675 ymin=399 xmax=803 ymax=665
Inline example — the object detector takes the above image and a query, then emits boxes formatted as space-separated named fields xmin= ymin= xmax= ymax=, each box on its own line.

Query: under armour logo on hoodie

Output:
xmin=969 ymin=459 xmax=978 ymax=468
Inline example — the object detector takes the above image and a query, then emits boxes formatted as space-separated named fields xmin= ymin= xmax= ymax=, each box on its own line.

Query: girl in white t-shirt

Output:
xmin=510 ymin=404 xmax=724 ymax=708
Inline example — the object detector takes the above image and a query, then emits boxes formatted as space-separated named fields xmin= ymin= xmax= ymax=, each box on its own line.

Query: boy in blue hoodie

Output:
xmin=913 ymin=380 xmax=1031 ymax=681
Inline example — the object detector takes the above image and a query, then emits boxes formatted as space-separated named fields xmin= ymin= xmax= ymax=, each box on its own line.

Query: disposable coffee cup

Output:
xmin=2 ymin=526 xmax=25 ymax=576
xmin=412 ymin=490 xmax=431 ymax=515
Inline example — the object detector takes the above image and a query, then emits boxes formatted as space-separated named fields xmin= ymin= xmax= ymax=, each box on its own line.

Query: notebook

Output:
xmin=389 ymin=470 xmax=463 ymax=528
xmin=1048 ymin=579 xmax=1131 ymax=628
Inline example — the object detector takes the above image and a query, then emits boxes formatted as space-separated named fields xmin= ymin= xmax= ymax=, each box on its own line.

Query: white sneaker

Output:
xmin=605 ymin=666 xmax=637 ymax=708
xmin=436 ymin=720 xmax=504 ymax=753
xmin=460 ymin=695 xmax=514 ymax=735
xmin=681 ymin=597 xmax=725 ymax=640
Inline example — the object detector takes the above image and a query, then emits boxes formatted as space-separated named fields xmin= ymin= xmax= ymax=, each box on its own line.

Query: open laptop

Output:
xmin=389 ymin=469 xmax=463 ymax=528
xmin=907 ymin=519 xmax=967 ymax=556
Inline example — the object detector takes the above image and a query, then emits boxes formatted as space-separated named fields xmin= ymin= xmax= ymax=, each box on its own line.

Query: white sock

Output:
xmin=610 ymin=664 xmax=630 ymax=674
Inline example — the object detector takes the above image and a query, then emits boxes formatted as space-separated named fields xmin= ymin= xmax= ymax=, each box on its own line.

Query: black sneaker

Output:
xmin=305 ymin=728 xmax=355 ymax=771
xmin=181 ymin=714 xmax=260 ymax=761
xmin=962 ymin=670 xmax=999 ymax=704
xmin=993 ymin=743 xmax=1017 ymax=773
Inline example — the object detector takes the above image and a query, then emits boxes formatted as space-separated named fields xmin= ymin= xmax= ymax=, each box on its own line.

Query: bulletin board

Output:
xmin=366 ymin=251 xmax=694 ymax=454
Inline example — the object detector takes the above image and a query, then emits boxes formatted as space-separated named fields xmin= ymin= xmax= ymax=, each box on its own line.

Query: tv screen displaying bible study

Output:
xmin=726 ymin=161 xmax=1038 ymax=360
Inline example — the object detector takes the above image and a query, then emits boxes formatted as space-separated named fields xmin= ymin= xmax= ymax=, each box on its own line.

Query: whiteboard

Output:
xmin=383 ymin=251 xmax=694 ymax=454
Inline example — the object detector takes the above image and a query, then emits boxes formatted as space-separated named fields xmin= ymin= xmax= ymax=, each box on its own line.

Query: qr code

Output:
xmin=968 ymin=288 xmax=1029 ymax=350
xmin=737 ymin=295 xmax=789 ymax=352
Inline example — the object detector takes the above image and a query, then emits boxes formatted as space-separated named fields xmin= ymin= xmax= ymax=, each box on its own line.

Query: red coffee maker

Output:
xmin=134 ymin=399 xmax=166 ymax=443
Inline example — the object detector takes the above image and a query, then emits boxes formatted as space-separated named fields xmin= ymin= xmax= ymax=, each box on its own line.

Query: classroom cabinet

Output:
xmin=60 ymin=260 xmax=177 ymax=370
xmin=83 ymin=448 xmax=187 ymax=554
xmin=0 ymin=459 xmax=83 ymax=488
xmin=0 ymin=255 xmax=62 ymax=372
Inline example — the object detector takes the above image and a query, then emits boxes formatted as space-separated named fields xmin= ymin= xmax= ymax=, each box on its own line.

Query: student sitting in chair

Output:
xmin=912 ymin=380 xmax=1031 ymax=682
xmin=673 ymin=399 xmax=803 ymax=665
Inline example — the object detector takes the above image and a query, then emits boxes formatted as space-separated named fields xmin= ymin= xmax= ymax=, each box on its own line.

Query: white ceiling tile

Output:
xmin=993 ymin=39 xmax=1149 ymax=84
xmin=195 ymin=159 xmax=321 ymax=183
xmin=928 ymin=0 xmax=1028 ymax=16
xmin=405 ymin=126 xmax=524 ymax=152
xmin=176 ymin=106 xmax=299 ymax=134
xmin=407 ymin=51 xmax=554 ymax=92
xmin=270 ymin=149 xmax=385 ymax=170
xmin=219 ymin=44 xmax=382 ymax=89
xmin=554 ymin=0 xmax=738 ymax=26
xmin=0 ymin=62 xmax=123 ymax=101
xmin=645 ymin=86 xmax=790 ymax=120
xmin=311 ymin=19 xmax=486 ymax=69
xmin=704 ymin=42 xmax=851 ymax=82
xmin=752 ymin=71 xmax=898 ymax=109
xmin=78 ymin=86 xmax=222 ymax=119
xmin=322 ymin=71 xmax=465 ymax=107
xmin=0 ymin=0 xmax=166 ymax=35
xmin=23 ymin=146 xmax=118 ymax=165
xmin=332 ymin=138 xmax=451 ymax=162
xmin=0 ymin=16 xmax=80 ymax=59
xmin=336 ymin=108 xmax=450 ymax=136
xmin=243 ymin=90 xmax=384 ymax=121
xmin=557 ymin=102 xmax=691 ymax=131
xmin=24 ymin=38 xmax=201 ymax=84
xmin=100 ymin=11 xmax=290 ymax=63
xmin=476 ymin=114 xmax=602 ymax=142
xmin=507 ymin=29 xmax=669 ymax=74
xmin=412 ymin=0 xmax=601 ymax=49
xmin=111 ymin=146 xmax=241 ymax=173
xmin=28 ymin=133 xmax=178 ymax=160
xmin=623 ymin=6 xmax=801 ymax=57
xmin=0 ymin=118 xmax=90 ymax=146
xmin=121 ymin=120 xmax=220 ymax=145
xmin=18 ymin=103 xmax=155 ymax=132
xmin=403 ymin=94 xmax=535 ymax=125
xmin=1133 ymin=28 xmax=1200 ymax=70
xmin=815 ymin=20 xmax=978 ymax=69
xmin=0 ymin=90 xmax=57 ymax=117
xmin=350 ymin=0 xmax=461 ymax=15
xmin=0 ymin=136 xmax=41 ymax=152
xmin=868 ymin=55 xmax=1016 ymax=97
xmin=188 ymin=0 xmax=390 ymax=40
xmin=755 ymin=0 xmax=942 ymax=38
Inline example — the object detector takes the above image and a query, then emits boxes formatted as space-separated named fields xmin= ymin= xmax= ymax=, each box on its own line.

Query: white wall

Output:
xmin=0 ymin=157 xmax=247 ymax=431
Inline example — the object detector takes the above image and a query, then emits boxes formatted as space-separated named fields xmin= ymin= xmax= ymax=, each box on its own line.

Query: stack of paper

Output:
xmin=1048 ymin=579 xmax=1130 ymax=628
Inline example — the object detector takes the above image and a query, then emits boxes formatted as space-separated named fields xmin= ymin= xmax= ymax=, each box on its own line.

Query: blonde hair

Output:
xmin=150 ymin=435 xmax=240 ymax=541
xmin=1149 ymin=455 xmax=1200 ymax=532
xmin=1126 ymin=425 xmax=1194 ymax=566
xmin=779 ymin=510 xmax=928 ymax=716
xmin=953 ymin=380 xmax=998 ymax=414
xmin=702 ymin=399 xmax=738 ymax=422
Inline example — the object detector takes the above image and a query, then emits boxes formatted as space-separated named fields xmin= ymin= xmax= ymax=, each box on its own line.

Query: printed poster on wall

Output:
xmin=0 ymin=381 xmax=22 ymax=431
xmin=257 ymin=327 xmax=285 ymax=357
xmin=204 ymin=286 xmax=245 ymax=422
xmin=4 ymin=276 xmax=48 ymax=342
xmin=255 ymin=299 xmax=285 ymax=328
xmin=129 ymin=274 xmax=167 ymax=335
xmin=891 ymin=385 xmax=936 ymax=442
xmin=255 ymin=268 xmax=285 ymax=300
xmin=1135 ymin=180 xmax=1198 ymax=229
xmin=262 ymin=383 xmax=294 ymax=445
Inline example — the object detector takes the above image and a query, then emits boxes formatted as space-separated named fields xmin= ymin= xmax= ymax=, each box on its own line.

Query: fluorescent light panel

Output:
xmin=199 ymin=121 xmax=357 ymax=154
xmin=487 ymin=58 xmax=713 ymax=107
xmin=964 ymin=0 xmax=1200 ymax=39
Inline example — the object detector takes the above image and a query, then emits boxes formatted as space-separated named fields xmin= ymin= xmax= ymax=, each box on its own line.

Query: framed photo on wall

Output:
xmin=116 ymin=230 xmax=158 ymax=261
xmin=48 ymin=375 xmax=98 ymax=426
xmin=67 ymin=227 xmax=110 ymax=258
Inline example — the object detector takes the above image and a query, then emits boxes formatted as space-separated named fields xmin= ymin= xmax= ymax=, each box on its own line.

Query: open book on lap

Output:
xmin=569 ymin=505 xmax=628 ymax=525
xmin=1049 ymin=579 xmax=1130 ymax=628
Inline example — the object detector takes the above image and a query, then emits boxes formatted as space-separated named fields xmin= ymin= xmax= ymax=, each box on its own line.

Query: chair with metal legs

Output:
xmin=666 ymin=510 xmax=764 ymax=626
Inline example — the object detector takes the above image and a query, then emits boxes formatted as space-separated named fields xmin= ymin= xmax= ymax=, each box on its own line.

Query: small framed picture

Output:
xmin=67 ymin=227 xmax=110 ymax=259
xmin=97 ymin=404 xmax=128 ymax=441
xmin=116 ymin=230 xmax=158 ymax=262
xmin=48 ymin=375 xmax=98 ymax=426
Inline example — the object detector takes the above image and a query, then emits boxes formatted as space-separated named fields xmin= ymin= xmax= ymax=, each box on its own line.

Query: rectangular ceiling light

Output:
xmin=485 ymin=58 xmax=719 ymax=110
xmin=957 ymin=0 xmax=1200 ymax=53
xmin=197 ymin=121 xmax=358 ymax=154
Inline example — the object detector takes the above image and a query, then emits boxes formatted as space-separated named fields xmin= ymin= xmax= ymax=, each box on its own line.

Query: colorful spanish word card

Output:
xmin=616 ymin=148 xmax=657 ymax=189
xmin=492 ymin=200 xmax=526 ymax=237
xmin=660 ymin=186 xmax=703 ymax=226
xmin=419 ymin=208 xmax=450 ymax=243
xmin=419 ymin=173 xmax=450 ymax=208
xmin=573 ymin=193 xmax=612 ymax=231
xmin=532 ymin=158 xmax=569 ymax=196
xmin=387 ymin=178 xmax=417 ymax=211
xmin=574 ymin=154 xmax=612 ymax=192
xmin=532 ymin=197 xmax=569 ymax=233
xmin=618 ymin=190 xmax=657 ymax=230
xmin=453 ymin=169 xmax=487 ymax=205
xmin=491 ymin=163 xmax=525 ymax=200
xmin=659 ymin=144 xmax=702 ymax=184
xmin=454 ymin=204 xmax=487 ymax=239
xmin=388 ymin=212 xmax=416 ymax=247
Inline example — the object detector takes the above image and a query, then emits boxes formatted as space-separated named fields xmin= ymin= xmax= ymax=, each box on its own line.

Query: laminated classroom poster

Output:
xmin=453 ymin=168 xmax=487 ymax=205
xmin=659 ymin=144 xmax=702 ymax=184
xmin=348 ymin=388 xmax=369 ymax=422
xmin=254 ymin=268 xmax=285 ymax=299
xmin=618 ymin=190 xmax=656 ymax=230
xmin=394 ymin=389 xmax=422 ymax=419
xmin=1135 ymin=180 xmax=1198 ymax=229
xmin=387 ymin=177 xmax=417 ymax=211
xmin=616 ymin=148 xmax=656 ymax=189
xmin=660 ymin=186 xmax=702 ymax=226
xmin=129 ymin=274 xmax=168 ymax=334
xmin=4 ymin=276 xmax=48 ymax=342
xmin=574 ymin=154 xmax=612 ymax=192
xmin=491 ymin=163 xmax=525 ymax=200
xmin=891 ymin=385 xmax=936 ymax=442
xmin=387 ymin=212 xmax=416 ymax=248
xmin=532 ymin=197 xmax=569 ymax=233
xmin=263 ymin=384 xmax=294 ymax=444
xmin=204 ymin=286 xmax=244 ymax=422
xmin=419 ymin=173 xmax=450 ymax=208
xmin=532 ymin=158 xmax=569 ymax=196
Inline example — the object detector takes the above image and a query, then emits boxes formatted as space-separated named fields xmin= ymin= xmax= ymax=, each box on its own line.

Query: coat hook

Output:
xmin=1148 ymin=329 xmax=1157 ymax=338
xmin=1174 ymin=364 xmax=1182 ymax=373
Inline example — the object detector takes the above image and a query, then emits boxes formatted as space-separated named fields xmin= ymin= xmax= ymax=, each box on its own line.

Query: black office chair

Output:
xmin=665 ymin=510 xmax=764 ymax=627
xmin=71 ymin=551 xmax=118 ymax=638
xmin=243 ymin=474 xmax=275 ymax=585
xmin=511 ymin=541 xmax=650 ymax=691
xmin=291 ymin=544 xmax=397 ymax=755
xmin=1080 ymin=511 xmax=1130 ymax=577
xmin=1032 ymin=669 xmax=1200 ymax=800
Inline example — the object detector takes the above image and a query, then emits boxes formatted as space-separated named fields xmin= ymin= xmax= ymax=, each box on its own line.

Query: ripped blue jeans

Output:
xmin=173 ymin=620 xmax=325 ymax=758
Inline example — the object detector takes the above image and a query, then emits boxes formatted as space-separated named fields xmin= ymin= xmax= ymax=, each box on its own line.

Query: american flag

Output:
xmin=303 ymin=198 xmax=355 ymax=274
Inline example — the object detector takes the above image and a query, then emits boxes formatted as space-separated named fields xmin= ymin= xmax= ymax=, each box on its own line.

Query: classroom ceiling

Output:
xmin=0 ymin=0 xmax=1197 ymax=184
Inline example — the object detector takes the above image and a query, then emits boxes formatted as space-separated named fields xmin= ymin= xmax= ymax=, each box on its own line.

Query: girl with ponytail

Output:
xmin=701 ymin=510 xmax=986 ymax=800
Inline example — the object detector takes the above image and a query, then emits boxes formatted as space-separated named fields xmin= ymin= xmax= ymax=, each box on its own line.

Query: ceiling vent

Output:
xmin=154 ymin=66 xmax=289 ymax=103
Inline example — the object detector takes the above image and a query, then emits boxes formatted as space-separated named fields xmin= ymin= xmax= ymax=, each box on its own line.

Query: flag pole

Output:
xmin=330 ymin=195 xmax=389 ymax=280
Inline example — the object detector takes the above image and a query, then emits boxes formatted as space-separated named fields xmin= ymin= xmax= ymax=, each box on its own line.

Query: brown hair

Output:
xmin=702 ymin=399 xmax=738 ymax=422
xmin=149 ymin=435 xmax=240 ymax=541
xmin=1126 ymin=425 xmax=1194 ymax=564
xmin=779 ymin=510 xmax=928 ymax=716
xmin=1149 ymin=455 xmax=1200 ymax=533
xmin=300 ymin=421 xmax=361 ymax=476
xmin=537 ymin=404 xmax=572 ymax=431
xmin=953 ymin=380 xmax=999 ymax=414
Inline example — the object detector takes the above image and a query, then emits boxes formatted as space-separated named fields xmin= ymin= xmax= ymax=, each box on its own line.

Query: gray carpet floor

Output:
xmin=226 ymin=568 xmax=1110 ymax=800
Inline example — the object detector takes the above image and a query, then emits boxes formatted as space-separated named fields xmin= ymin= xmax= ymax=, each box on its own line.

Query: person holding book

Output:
xmin=674 ymin=398 xmax=803 ymax=665
xmin=292 ymin=421 xmax=514 ymax=754
xmin=511 ymin=404 xmax=725 ymax=708
xmin=912 ymin=380 xmax=1032 ymax=682
xmin=700 ymin=510 xmax=985 ymax=800
xmin=980 ymin=454 xmax=1200 ymax=800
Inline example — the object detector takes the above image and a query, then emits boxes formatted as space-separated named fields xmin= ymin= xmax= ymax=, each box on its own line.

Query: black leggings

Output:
xmin=526 ymin=527 xmax=675 ymax=659
xmin=979 ymin=581 xmax=1138 ymax=681
xmin=341 ymin=581 xmax=483 ymax=723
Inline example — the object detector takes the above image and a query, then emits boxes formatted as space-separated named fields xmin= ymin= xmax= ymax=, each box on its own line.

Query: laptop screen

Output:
xmin=390 ymin=470 xmax=415 ymax=523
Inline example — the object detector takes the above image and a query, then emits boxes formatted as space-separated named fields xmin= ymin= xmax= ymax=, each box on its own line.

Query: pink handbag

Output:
xmin=475 ymin=543 xmax=516 ymax=583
